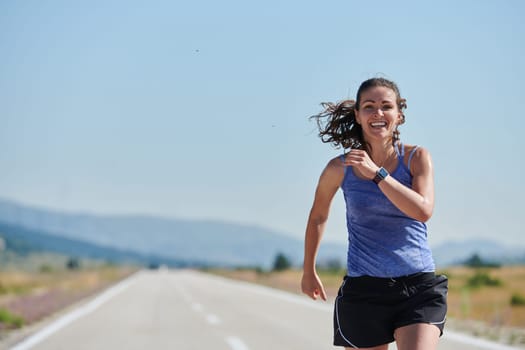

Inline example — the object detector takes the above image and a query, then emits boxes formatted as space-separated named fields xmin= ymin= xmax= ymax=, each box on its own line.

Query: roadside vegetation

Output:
xmin=0 ymin=308 xmax=24 ymax=329
xmin=0 ymin=251 xmax=137 ymax=335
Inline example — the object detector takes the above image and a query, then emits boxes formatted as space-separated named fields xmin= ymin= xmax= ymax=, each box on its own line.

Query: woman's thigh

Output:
xmin=394 ymin=323 xmax=440 ymax=350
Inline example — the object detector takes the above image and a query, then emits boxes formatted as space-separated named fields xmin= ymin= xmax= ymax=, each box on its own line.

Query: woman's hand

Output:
xmin=343 ymin=149 xmax=379 ymax=179
xmin=301 ymin=271 xmax=327 ymax=301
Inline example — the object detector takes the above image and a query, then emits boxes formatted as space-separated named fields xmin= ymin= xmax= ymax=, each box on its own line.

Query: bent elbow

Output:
xmin=415 ymin=207 xmax=433 ymax=222
xmin=417 ymin=213 xmax=432 ymax=223
xmin=413 ymin=197 xmax=434 ymax=222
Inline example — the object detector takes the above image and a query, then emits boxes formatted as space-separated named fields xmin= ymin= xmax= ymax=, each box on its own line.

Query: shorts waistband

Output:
xmin=344 ymin=272 xmax=435 ymax=289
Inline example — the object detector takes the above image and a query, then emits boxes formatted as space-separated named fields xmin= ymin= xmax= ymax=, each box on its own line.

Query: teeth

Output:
xmin=371 ymin=122 xmax=386 ymax=127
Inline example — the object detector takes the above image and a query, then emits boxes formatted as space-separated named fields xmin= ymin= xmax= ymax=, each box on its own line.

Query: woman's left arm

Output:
xmin=379 ymin=147 xmax=434 ymax=222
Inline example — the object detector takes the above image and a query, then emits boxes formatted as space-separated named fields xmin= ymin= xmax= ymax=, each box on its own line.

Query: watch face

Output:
xmin=378 ymin=167 xmax=389 ymax=179
xmin=373 ymin=167 xmax=389 ymax=184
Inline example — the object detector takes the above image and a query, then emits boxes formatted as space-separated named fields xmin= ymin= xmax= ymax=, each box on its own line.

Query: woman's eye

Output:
xmin=382 ymin=105 xmax=393 ymax=110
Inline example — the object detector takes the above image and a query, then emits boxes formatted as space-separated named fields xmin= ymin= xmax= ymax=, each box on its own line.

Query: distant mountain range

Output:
xmin=0 ymin=198 xmax=345 ymax=268
xmin=0 ymin=198 xmax=523 ymax=268
xmin=0 ymin=221 xmax=188 ymax=267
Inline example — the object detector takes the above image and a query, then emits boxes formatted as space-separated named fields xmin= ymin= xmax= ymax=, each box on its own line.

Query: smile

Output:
xmin=370 ymin=121 xmax=387 ymax=128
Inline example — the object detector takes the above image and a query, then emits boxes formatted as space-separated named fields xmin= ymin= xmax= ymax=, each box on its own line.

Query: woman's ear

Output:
xmin=397 ymin=113 xmax=405 ymax=125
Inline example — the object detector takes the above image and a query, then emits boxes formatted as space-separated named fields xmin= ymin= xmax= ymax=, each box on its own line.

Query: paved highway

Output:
xmin=9 ymin=270 xmax=521 ymax=350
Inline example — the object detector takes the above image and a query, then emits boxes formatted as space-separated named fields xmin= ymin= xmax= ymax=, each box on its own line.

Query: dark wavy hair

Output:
xmin=310 ymin=77 xmax=407 ymax=150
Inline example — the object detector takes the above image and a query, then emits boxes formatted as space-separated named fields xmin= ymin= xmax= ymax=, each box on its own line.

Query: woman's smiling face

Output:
xmin=355 ymin=86 xmax=402 ymax=142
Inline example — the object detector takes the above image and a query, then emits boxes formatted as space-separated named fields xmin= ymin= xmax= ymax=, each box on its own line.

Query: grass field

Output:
xmin=441 ymin=266 xmax=525 ymax=327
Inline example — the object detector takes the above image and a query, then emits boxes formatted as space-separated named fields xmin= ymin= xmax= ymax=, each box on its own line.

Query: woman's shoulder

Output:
xmin=320 ymin=155 xmax=346 ymax=183
xmin=400 ymin=143 xmax=432 ymax=174
xmin=327 ymin=154 xmax=345 ymax=167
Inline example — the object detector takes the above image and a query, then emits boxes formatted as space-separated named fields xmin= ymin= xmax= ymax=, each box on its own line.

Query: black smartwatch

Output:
xmin=373 ymin=167 xmax=389 ymax=184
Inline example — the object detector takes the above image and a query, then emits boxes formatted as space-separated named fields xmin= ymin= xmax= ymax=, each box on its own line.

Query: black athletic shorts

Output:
xmin=333 ymin=272 xmax=448 ymax=348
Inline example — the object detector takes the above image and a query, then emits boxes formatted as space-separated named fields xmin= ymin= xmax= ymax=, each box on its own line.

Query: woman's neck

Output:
xmin=366 ymin=140 xmax=396 ymax=167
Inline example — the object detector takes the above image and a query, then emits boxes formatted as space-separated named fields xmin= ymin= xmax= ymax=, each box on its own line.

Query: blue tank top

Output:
xmin=340 ymin=143 xmax=435 ymax=277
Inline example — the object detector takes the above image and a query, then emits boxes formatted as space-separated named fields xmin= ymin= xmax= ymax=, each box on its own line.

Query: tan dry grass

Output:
xmin=0 ymin=271 xmax=49 ymax=300
xmin=0 ymin=266 xmax=136 ymax=327
xmin=444 ymin=266 xmax=525 ymax=327
xmin=0 ymin=267 xmax=124 ymax=297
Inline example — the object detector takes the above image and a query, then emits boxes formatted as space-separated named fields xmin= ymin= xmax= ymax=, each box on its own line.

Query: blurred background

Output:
xmin=1 ymin=0 xmax=524 ymax=346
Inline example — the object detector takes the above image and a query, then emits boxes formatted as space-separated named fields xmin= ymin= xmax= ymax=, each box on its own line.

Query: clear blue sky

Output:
xmin=1 ymin=0 xmax=523 ymax=247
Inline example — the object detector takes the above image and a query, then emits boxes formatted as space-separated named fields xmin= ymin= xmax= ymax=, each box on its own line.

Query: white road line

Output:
xmin=225 ymin=336 xmax=250 ymax=350
xmin=10 ymin=271 xmax=140 ymax=350
xmin=205 ymin=313 xmax=222 ymax=325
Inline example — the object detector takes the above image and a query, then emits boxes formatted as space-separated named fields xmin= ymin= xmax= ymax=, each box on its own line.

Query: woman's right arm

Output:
xmin=301 ymin=157 xmax=344 ymax=301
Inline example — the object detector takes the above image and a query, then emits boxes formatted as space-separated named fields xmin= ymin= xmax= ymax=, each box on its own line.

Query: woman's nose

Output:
xmin=373 ymin=108 xmax=384 ymax=116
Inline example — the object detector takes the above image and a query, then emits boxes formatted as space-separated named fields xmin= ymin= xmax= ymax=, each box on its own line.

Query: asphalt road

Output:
xmin=9 ymin=270 xmax=521 ymax=350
